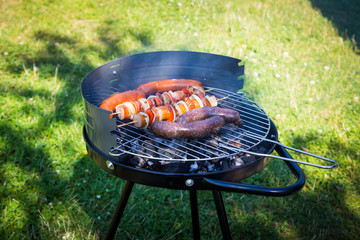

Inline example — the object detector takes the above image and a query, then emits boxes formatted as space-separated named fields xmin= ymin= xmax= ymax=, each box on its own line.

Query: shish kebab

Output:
xmin=111 ymin=86 xmax=209 ymax=120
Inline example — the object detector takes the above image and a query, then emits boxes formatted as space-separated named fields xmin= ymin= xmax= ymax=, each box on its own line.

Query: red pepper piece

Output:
xmin=182 ymin=88 xmax=191 ymax=97
xmin=146 ymin=108 xmax=155 ymax=125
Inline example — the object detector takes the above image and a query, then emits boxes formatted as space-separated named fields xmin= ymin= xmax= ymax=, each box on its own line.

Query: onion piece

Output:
xmin=138 ymin=98 xmax=150 ymax=111
xmin=190 ymin=94 xmax=204 ymax=108
xmin=205 ymin=95 xmax=218 ymax=107
xmin=152 ymin=107 xmax=163 ymax=121
xmin=173 ymin=102 xmax=182 ymax=116
xmin=177 ymin=101 xmax=189 ymax=114
xmin=184 ymin=97 xmax=195 ymax=110
xmin=123 ymin=102 xmax=136 ymax=119
xmin=131 ymin=101 xmax=141 ymax=113
xmin=147 ymin=95 xmax=157 ymax=107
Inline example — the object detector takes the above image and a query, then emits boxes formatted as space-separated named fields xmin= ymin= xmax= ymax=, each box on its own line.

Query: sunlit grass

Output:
xmin=1 ymin=0 xmax=359 ymax=239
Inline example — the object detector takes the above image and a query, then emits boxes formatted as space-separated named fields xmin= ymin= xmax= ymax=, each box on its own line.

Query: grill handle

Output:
xmin=238 ymin=133 xmax=337 ymax=169
xmin=202 ymin=145 xmax=305 ymax=197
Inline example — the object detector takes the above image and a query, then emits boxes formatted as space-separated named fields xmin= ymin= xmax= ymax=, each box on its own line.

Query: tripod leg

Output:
xmin=190 ymin=190 xmax=201 ymax=240
xmin=212 ymin=191 xmax=232 ymax=240
xmin=105 ymin=181 xmax=134 ymax=240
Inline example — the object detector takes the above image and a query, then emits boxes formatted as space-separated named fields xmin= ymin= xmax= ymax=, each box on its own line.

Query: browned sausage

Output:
xmin=136 ymin=79 xmax=203 ymax=96
xmin=176 ymin=107 xmax=243 ymax=126
xmin=149 ymin=116 xmax=225 ymax=139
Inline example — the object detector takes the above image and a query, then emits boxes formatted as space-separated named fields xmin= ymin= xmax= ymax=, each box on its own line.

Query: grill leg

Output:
xmin=212 ymin=191 xmax=232 ymax=240
xmin=105 ymin=181 xmax=134 ymax=240
xmin=190 ymin=190 xmax=200 ymax=240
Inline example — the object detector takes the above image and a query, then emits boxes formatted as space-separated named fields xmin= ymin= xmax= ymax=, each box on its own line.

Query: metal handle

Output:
xmin=222 ymin=131 xmax=337 ymax=169
xmin=243 ymin=137 xmax=337 ymax=169
xmin=202 ymin=145 xmax=306 ymax=197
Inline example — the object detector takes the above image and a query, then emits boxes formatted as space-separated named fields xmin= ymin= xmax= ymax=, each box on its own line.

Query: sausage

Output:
xmin=176 ymin=107 xmax=243 ymax=126
xmin=149 ymin=116 xmax=225 ymax=139
xmin=99 ymin=90 xmax=146 ymax=112
xmin=136 ymin=79 xmax=203 ymax=96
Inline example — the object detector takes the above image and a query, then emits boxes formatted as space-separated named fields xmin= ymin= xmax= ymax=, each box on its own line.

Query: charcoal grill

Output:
xmin=81 ymin=51 xmax=337 ymax=240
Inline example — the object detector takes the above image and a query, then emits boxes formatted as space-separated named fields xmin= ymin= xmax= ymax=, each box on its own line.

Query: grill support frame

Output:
xmin=104 ymin=181 xmax=134 ymax=240
xmin=100 ymin=146 xmax=305 ymax=240
xmin=213 ymin=190 xmax=232 ymax=240
xmin=80 ymin=51 xmax=312 ymax=239
xmin=190 ymin=190 xmax=200 ymax=240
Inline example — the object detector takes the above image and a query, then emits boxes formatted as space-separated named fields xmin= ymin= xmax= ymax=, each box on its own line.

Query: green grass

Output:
xmin=1 ymin=0 xmax=359 ymax=239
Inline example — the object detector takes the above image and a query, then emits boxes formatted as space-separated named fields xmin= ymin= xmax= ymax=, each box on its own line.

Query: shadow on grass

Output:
xmin=94 ymin=131 xmax=359 ymax=239
xmin=310 ymin=0 xmax=360 ymax=51
xmin=0 ymin=21 xmax=154 ymax=239
xmin=0 ymin=121 xmax=72 ymax=238
xmin=216 ymin=126 xmax=359 ymax=239
xmin=97 ymin=20 xmax=153 ymax=59
xmin=91 ymin=171 xmax=359 ymax=239
xmin=260 ymin=131 xmax=359 ymax=239
xmin=231 ymin=179 xmax=359 ymax=239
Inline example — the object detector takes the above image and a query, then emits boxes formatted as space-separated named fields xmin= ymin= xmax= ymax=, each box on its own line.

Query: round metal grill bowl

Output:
xmin=83 ymin=121 xmax=278 ymax=189
xmin=81 ymin=51 xmax=279 ymax=189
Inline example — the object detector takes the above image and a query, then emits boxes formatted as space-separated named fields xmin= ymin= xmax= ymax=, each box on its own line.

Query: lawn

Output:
xmin=0 ymin=0 xmax=359 ymax=239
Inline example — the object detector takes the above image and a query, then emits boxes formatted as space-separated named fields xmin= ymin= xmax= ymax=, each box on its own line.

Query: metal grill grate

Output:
xmin=109 ymin=88 xmax=271 ymax=161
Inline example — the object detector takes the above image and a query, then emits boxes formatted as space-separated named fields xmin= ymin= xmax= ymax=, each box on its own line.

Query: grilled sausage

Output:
xmin=99 ymin=90 xmax=146 ymax=112
xmin=136 ymin=79 xmax=204 ymax=96
xmin=150 ymin=116 xmax=225 ymax=139
xmin=176 ymin=107 xmax=243 ymax=126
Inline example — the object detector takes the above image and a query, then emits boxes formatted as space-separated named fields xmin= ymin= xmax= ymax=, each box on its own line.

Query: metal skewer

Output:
xmin=116 ymin=97 xmax=229 ymax=128
xmin=117 ymin=121 xmax=137 ymax=128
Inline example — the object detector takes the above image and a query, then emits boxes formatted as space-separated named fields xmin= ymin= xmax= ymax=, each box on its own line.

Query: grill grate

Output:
xmin=109 ymin=88 xmax=271 ymax=161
